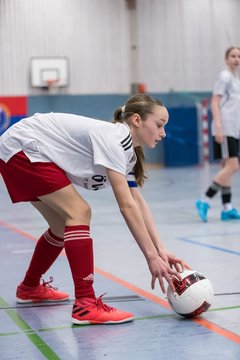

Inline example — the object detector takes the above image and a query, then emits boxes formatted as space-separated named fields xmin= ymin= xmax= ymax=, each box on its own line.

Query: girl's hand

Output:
xmin=164 ymin=250 xmax=191 ymax=273
xmin=147 ymin=256 xmax=183 ymax=294
xmin=215 ymin=124 xmax=223 ymax=144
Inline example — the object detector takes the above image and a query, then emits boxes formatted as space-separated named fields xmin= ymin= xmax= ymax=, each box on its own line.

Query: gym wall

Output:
xmin=0 ymin=0 xmax=239 ymax=165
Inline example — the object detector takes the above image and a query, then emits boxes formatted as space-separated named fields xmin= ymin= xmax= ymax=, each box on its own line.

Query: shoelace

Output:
xmin=41 ymin=276 xmax=58 ymax=290
xmin=95 ymin=294 xmax=116 ymax=312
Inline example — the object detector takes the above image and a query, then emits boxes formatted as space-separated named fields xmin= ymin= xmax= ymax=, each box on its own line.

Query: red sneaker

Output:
xmin=72 ymin=294 xmax=134 ymax=325
xmin=16 ymin=277 xmax=70 ymax=303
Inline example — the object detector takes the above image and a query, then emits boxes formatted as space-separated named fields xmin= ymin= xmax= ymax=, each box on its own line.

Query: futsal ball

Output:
xmin=167 ymin=269 xmax=214 ymax=318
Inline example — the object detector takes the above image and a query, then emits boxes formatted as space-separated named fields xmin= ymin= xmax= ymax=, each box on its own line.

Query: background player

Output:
xmin=196 ymin=47 xmax=240 ymax=222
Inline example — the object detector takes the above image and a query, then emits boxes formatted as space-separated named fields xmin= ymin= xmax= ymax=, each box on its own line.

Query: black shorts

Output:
xmin=213 ymin=136 xmax=239 ymax=160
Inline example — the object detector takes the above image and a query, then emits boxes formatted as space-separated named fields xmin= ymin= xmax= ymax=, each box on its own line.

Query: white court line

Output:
xmin=12 ymin=249 xmax=34 ymax=254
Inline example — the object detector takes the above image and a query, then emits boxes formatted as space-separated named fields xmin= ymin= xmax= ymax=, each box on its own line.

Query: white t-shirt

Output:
xmin=0 ymin=113 xmax=137 ymax=190
xmin=211 ymin=69 xmax=240 ymax=138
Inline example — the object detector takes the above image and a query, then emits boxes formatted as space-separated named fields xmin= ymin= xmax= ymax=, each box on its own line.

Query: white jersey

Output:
xmin=211 ymin=69 xmax=240 ymax=138
xmin=0 ymin=113 xmax=137 ymax=190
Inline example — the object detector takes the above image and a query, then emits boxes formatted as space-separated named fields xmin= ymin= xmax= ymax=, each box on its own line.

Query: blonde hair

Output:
xmin=113 ymin=94 xmax=164 ymax=187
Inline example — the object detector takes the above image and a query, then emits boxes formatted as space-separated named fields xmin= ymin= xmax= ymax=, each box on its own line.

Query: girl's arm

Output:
xmin=129 ymin=186 xmax=190 ymax=272
xmin=107 ymin=168 xmax=182 ymax=293
xmin=211 ymin=94 xmax=223 ymax=143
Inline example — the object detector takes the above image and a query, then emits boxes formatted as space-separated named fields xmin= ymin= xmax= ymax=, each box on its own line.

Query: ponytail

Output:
xmin=133 ymin=146 xmax=147 ymax=187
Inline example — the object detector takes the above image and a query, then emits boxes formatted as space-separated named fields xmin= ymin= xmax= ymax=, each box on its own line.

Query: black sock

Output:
xmin=221 ymin=186 xmax=231 ymax=207
xmin=205 ymin=181 xmax=221 ymax=198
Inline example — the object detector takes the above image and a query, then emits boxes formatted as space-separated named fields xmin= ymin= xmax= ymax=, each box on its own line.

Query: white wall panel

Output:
xmin=0 ymin=0 xmax=240 ymax=95
xmin=0 ymin=0 xmax=130 ymax=95
xmin=137 ymin=0 xmax=240 ymax=92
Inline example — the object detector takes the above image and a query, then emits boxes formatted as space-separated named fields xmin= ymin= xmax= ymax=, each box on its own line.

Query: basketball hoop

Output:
xmin=45 ymin=79 xmax=59 ymax=94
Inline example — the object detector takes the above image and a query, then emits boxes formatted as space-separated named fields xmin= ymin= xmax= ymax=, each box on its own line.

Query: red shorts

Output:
xmin=0 ymin=151 xmax=71 ymax=203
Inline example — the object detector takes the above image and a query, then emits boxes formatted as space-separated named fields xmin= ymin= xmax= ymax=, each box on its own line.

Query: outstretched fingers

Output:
xmin=165 ymin=269 xmax=181 ymax=292
xmin=151 ymin=268 xmax=182 ymax=294
xmin=148 ymin=255 xmax=187 ymax=294
xmin=151 ymin=275 xmax=166 ymax=294
xmin=168 ymin=256 xmax=192 ymax=272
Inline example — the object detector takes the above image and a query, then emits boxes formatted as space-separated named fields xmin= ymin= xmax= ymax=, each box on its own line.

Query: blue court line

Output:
xmin=177 ymin=237 xmax=240 ymax=256
xmin=190 ymin=231 xmax=240 ymax=239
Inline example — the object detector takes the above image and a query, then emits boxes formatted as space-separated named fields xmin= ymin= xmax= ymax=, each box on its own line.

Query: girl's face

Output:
xmin=226 ymin=48 xmax=240 ymax=71
xmin=132 ymin=105 xmax=168 ymax=148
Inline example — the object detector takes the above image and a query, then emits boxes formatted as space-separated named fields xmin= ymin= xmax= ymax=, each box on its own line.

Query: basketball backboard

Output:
xmin=30 ymin=57 xmax=69 ymax=88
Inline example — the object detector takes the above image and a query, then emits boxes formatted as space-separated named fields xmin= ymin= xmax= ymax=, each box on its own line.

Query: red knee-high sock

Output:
xmin=64 ymin=225 xmax=95 ymax=300
xmin=22 ymin=229 xmax=64 ymax=287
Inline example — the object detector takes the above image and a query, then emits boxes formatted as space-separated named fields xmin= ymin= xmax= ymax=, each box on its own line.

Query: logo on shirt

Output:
xmin=121 ymin=133 xmax=133 ymax=151
xmin=83 ymin=175 xmax=107 ymax=190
